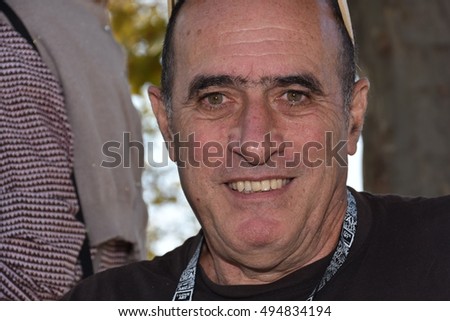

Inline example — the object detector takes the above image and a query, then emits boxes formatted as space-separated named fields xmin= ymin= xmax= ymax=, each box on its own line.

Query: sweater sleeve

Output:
xmin=0 ymin=20 xmax=85 ymax=300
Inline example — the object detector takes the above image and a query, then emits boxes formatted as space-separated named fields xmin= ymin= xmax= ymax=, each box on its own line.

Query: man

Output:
xmin=1 ymin=0 xmax=147 ymax=300
xmin=63 ymin=0 xmax=450 ymax=300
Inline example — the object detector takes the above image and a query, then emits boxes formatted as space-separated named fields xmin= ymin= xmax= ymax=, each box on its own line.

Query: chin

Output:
xmin=234 ymin=218 xmax=283 ymax=248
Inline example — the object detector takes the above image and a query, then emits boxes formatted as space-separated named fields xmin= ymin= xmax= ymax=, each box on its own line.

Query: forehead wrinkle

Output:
xmin=230 ymin=52 xmax=295 ymax=58
xmin=222 ymin=26 xmax=296 ymax=33
xmin=227 ymin=39 xmax=296 ymax=46
xmin=220 ymin=26 xmax=299 ymax=36
xmin=219 ymin=26 xmax=301 ymax=44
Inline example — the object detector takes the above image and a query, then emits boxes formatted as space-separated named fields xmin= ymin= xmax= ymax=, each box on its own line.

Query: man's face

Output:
xmin=151 ymin=0 xmax=368 ymax=271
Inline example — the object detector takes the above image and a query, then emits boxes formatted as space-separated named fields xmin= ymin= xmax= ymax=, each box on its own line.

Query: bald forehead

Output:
xmin=171 ymin=0 xmax=342 ymax=82
xmin=175 ymin=0 xmax=335 ymax=38
xmin=173 ymin=0 xmax=341 ymax=63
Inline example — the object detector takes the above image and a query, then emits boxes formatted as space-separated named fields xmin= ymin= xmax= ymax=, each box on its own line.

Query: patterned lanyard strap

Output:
xmin=173 ymin=189 xmax=357 ymax=301
xmin=172 ymin=238 xmax=203 ymax=300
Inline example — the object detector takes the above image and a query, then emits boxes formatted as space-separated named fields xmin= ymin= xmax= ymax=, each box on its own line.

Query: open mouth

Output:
xmin=228 ymin=178 xmax=292 ymax=194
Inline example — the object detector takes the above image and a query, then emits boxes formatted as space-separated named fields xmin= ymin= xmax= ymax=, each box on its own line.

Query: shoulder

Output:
xmin=355 ymin=190 xmax=450 ymax=220
xmin=62 ymin=233 xmax=202 ymax=300
xmin=334 ymin=190 xmax=450 ymax=299
xmin=353 ymin=189 xmax=450 ymax=244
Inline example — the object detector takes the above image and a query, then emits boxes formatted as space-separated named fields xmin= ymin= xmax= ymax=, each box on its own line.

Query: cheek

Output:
xmin=282 ymin=116 xmax=347 ymax=167
xmin=188 ymin=121 xmax=231 ymax=164
xmin=175 ymin=127 xmax=226 ymax=184
xmin=284 ymin=121 xmax=325 ymax=151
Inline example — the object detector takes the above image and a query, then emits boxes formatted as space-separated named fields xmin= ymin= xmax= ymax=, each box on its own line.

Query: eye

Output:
xmin=197 ymin=90 xmax=239 ymax=119
xmin=273 ymin=89 xmax=311 ymax=112
xmin=284 ymin=90 xmax=307 ymax=104
xmin=200 ymin=92 xmax=231 ymax=109
xmin=206 ymin=93 xmax=224 ymax=105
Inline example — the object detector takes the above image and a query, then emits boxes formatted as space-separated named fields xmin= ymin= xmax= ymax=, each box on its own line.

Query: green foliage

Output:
xmin=108 ymin=0 xmax=166 ymax=93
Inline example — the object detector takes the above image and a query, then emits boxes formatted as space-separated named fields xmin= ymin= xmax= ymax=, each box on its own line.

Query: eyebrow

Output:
xmin=187 ymin=73 xmax=324 ymax=100
xmin=267 ymin=75 xmax=324 ymax=95
xmin=187 ymin=75 xmax=246 ymax=100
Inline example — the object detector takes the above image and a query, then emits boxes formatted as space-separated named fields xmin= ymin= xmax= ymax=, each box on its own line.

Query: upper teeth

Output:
xmin=229 ymin=179 xmax=290 ymax=193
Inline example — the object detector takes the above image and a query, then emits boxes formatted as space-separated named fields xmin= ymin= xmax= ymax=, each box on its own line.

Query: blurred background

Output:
xmin=106 ymin=0 xmax=450 ymax=257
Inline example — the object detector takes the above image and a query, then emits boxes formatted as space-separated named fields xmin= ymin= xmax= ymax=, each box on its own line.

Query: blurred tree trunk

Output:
xmin=349 ymin=0 xmax=450 ymax=196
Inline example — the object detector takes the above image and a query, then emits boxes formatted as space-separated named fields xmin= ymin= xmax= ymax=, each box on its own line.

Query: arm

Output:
xmin=0 ymin=17 xmax=85 ymax=300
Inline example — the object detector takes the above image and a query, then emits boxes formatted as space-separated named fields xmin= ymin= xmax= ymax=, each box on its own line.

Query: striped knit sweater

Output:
xmin=0 ymin=20 xmax=134 ymax=300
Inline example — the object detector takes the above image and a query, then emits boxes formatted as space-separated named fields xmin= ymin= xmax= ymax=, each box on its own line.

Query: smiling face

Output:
xmin=150 ymin=0 xmax=369 ymax=283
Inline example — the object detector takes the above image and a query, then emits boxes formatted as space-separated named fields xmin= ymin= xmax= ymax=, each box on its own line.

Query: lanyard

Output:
xmin=173 ymin=189 xmax=357 ymax=301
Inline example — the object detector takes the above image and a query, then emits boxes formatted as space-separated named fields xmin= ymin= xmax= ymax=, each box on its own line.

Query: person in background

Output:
xmin=0 ymin=0 xmax=147 ymax=300
xmin=63 ymin=0 xmax=450 ymax=300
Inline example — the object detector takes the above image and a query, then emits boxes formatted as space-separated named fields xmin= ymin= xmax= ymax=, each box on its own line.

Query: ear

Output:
xmin=347 ymin=78 xmax=370 ymax=156
xmin=148 ymin=86 xmax=176 ymax=162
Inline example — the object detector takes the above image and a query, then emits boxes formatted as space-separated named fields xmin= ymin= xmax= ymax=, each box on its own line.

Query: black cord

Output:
xmin=0 ymin=0 xmax=39 ymax=53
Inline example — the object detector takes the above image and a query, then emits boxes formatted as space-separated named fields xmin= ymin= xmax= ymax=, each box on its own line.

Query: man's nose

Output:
xmin=229 ymin=98 xmax=284 ymax=166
